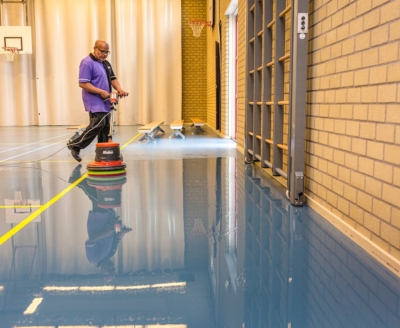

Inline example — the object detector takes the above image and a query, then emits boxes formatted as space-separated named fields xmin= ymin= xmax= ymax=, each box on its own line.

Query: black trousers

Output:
xmin=72 ymin=112 xmax=111 ymax=150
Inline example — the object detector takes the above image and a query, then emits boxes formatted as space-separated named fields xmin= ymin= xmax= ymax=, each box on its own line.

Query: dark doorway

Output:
xmin=215 ymin=41 xmax=221 ymax=131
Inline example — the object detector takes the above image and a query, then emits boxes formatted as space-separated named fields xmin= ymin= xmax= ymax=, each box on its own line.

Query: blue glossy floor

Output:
xmin=0 ymin=125 xmax=399 ymax=328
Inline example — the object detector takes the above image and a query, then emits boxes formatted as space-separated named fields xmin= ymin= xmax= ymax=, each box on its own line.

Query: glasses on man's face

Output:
xmin=96 ymin=47 xmax=110 ymax=55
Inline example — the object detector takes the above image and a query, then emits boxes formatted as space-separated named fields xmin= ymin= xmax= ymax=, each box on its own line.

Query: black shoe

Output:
xmin=67 ymin=143 xmax=82 ymax=162
xmin=70 ymin=148 xmax=82 ymax=162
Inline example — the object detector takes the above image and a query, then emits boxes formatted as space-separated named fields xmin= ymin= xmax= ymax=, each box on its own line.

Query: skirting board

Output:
xmin=204 ymin=122 xmax=236 ymax=139
xmin=236 ymin=144 xmax=244 ymax=154
xmin=306 ymin=195 xmax=400 ymax=278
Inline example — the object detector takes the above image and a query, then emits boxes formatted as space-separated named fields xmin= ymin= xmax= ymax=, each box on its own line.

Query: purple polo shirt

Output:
xmin=79 ymin=54 xmax=117 ymax=113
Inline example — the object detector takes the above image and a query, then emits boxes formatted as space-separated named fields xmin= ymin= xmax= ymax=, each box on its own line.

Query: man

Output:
xmin=69 ymin=164 xmax=132 ymax=282
xmin=67 ymin=40 xmax=129 ymax=162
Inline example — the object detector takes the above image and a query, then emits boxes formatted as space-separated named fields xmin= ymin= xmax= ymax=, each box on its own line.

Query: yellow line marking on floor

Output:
xmin=0 ymin=133 xmax=141 ymax=245
xmin=121 ymin=133 xmax=141 ymax=150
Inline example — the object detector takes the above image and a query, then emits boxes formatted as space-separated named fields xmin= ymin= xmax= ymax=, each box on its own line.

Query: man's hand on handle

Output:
xmin=100 ymin=90 xmax=110 ymax=99
xmin=117 ymin=89 xmax=129 ymax=98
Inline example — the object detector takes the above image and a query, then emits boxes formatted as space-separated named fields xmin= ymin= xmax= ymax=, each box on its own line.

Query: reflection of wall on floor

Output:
xmin=212 ymin=159 xmax=246 ymax=328
xmin=303 ymin=211 xmax=400 ymax=328
xmin=183 ymin=159 xmax=209 ymax=272
xmin=235 ymin=165 xmax=400 ymax=328
xmin=0 ymin=164 xmax=44 ymax=281
xmin=120 ymin=160 xmax=185 ymax=272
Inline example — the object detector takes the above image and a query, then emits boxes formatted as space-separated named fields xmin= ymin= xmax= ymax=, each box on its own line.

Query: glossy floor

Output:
xmin=0 ymin=126 xmax=399 ymax=328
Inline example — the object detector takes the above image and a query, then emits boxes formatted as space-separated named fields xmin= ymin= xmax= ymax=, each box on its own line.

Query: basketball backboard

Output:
xmin=0 ymin=26 xmax=32 ymax=54
xmin=5 ymin=191 xmax=40 ymax=223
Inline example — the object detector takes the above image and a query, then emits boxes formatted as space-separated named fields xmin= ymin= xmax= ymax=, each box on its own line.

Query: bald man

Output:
xmin=67 ymin=40 xmax=128 ymax=162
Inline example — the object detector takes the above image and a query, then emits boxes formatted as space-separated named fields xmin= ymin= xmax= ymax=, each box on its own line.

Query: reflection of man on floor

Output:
xmin=69 ymin=164 xmax=131 ymax=282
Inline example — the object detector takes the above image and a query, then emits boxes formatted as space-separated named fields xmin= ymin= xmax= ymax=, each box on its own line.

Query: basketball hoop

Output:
xmin=188 ymin=20 xmax=211 ymax=37
xmin=2 ymin=46 xmax=19 ymax=61
xmin=13 ymin=191 xmax=32 ymax=213
xmin=190 ymin=218 xmax=210 ymax=236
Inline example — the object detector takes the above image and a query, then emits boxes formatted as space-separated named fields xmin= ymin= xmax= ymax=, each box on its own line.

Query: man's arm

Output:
xmin=86 ymin=226 xmax=115 ymax=244
xmin=111 ymin=79 xmax=129 ymax=97
xmin=79 ymin=82 xmax=109 ymax=99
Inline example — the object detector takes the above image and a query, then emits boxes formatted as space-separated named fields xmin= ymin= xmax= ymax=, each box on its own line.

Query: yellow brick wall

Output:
xmin=206 ymin=0 xmax=240 ymax=137
xmin=220 ymin=4 xmax=230 ymax=136
xmin=237 ymin=0 xmax=246 ymax=149
xmin=182 ymin=0 xmax=207 ymax=121
xmin=193 ymin=0 xmax=400 ymax=260
xmin=307 ymin=0 xmax=400 ymax=259
xmin=234 ymin=0 xmax=400 ymax=260
xmin=182 ymin=0 xmax=244 ymax=139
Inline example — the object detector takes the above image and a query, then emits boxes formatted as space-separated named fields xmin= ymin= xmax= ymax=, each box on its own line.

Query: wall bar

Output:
xmin=278 ymin=53 xmax=290 ymax=62
xmin=275 ymin=167 xmax=288 ymax=179
xmin=279 ymin=4 xmax=292 ymax=17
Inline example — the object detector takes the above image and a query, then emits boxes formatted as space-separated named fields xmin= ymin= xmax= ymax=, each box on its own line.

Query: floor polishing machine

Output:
xmin=87 ymin=93 xmax=126 ymax=178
